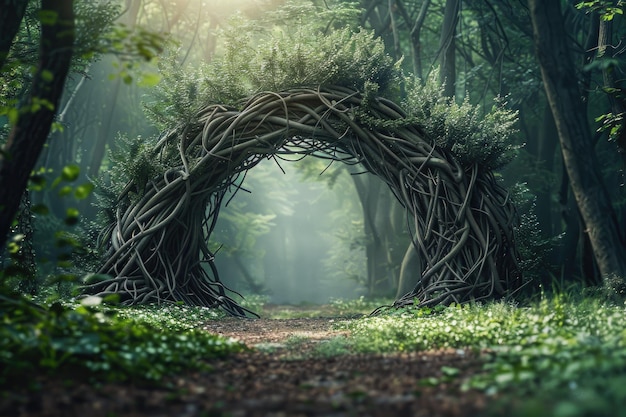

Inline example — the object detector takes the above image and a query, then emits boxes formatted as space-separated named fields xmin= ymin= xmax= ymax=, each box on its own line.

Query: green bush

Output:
xmin=402 ymin=71 xmax=519 ymax=171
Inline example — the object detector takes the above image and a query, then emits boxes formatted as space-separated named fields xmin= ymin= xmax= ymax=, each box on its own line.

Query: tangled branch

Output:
xmin=85 ymin=86 xmax=521 ymax=316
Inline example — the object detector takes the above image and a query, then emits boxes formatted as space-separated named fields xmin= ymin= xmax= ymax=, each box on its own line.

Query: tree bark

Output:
xmin=0 ymin=0 xmax=75 ymax=249
xmin=0 ymin=0 xmax=28 ymax=70
xmin=529 ymin=0 xmax=626 ymax=282
xmin=535 ymin=103 xmax=558 ymax=238
xmin=439 ymin=0 xmax=459 ymax=97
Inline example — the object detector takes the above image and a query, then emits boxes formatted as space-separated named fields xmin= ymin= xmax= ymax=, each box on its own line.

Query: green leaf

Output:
xmin=7 ymin=107 xmax=18 ymax=125
xmin=29 ymin=174 xmax=46 ymax=191
xmin=65 ymin=207 xmax=80 ymax=225
xmin=418 ymin=377 xmax=440 ymax=387
xmin=74 ymin=182 xmax=94 ymax=199
xmin=58 ymin=185 xmax=73 ymax=197
xmin=441 ymin=366 xmax=460 ymax=377
xmin=7 ymin=241 xmax=20 ymax=254
xmin=103 ymin=293 xmax=121 ymax=305
xmin=41 ymin=70 xmax=54 ymax=82
xmin=61 ymin=164 xmax=80 ymax=182
xmin=137 ymin=72 xmax=161 ymax=87
xmin=51 ymin=121 xmax=64 ymax=133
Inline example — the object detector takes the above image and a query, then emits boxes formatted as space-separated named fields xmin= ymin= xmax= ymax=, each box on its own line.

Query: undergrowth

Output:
xmin=0 ymin=294 xmax=245 ymax=388
xmin=342 ymin=295 xmax=626 ymax=417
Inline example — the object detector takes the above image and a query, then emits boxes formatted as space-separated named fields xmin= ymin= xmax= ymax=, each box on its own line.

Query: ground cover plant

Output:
xmin=2 ymin=289 xmax=626 ymax=416
xmin=341 ymin=294 xmax=626 ymax=417
xmin=0 ymin=293 xmax=244 ymax=388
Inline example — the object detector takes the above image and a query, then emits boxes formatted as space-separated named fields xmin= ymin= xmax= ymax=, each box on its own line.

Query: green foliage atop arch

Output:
xmin=145 ymin=25 xmax=401 ymax=130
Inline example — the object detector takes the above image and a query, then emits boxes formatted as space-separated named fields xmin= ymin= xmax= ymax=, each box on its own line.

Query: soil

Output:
xmin=2 ymin=309 xmax=493 ymax=417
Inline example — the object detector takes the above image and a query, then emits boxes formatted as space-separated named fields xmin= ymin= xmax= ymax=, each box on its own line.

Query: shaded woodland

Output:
xmin=1 ymin=0 xmax=626 ymax=308
xmin=2 ymin=2 xmax=626 ymax=416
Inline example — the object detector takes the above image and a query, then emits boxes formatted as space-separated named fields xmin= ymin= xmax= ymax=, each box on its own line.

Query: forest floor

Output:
xmin=5 ymin=304 xmax=496 ymax=417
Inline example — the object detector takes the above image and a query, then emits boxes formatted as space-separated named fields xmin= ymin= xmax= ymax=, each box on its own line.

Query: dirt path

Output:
xmin=4 ymin=316 xmax=491 ymax=417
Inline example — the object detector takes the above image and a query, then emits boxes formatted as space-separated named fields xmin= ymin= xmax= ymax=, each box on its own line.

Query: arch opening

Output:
xmin=211 ymin=157 xmax=367 ymax=305
xmin=85 ymin=86 xmax=521 ymax=317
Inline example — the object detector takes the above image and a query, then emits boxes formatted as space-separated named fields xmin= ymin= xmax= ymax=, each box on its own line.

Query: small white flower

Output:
xmin=81 ymin=295 xmax=103 ymax=306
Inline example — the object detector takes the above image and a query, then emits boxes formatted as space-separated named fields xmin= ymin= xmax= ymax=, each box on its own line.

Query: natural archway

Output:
xmin=84 ymin=86 xmax=521 ymax=316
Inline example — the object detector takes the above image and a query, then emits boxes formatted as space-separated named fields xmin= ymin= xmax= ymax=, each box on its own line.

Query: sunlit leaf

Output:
xmin=29 ymin=174 xmax=46 ymax=191
xmin=65 ymin=207 xmax=80 ymax=225
xmin=58 ymin=185 xmax=72 ymax=197
xmin=7 ymin=242 xmax=20 ymax=254
xmin=137 ymin=72 xmax=161 ymax=87
xmin=41 ymin=70 xmax=54 ymax=82
xmin=61 ymin=164 xmax=80 ymax=181
xmin=51 ymin=121 xmax=64 ymax=133
xmin=74 ymin=182 xmax=94 ymax=199
xmin=7 ymin=107 xmax=18 ymax=125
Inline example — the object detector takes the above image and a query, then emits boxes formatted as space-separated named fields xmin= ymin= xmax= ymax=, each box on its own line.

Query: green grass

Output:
xmin=340 ymin=295 xmax=626 ymax=417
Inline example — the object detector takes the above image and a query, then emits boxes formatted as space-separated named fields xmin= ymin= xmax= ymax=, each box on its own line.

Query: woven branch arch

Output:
xmin=85 ymin=86 xmax=521 ymax=316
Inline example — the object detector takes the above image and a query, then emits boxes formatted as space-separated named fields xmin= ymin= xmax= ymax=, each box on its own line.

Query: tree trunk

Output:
xmin=535 ymin=103 xmax=559 ymax=238
xmin=0 ymin=0 xmax=75 ymax=250
xmin=439 ymin=0 xmax=459 ymax=97
xmin=529 ymin=0 xmax=626 ymax=282
xmin=87 ymin=0 xmax=141 ymax=178
xmin=0 ymin=0 xmax=28 ymax=70
xmin=597 ymin=17 xmax=626 ymax=164
xmin=410 ymin=0 xmax=431 ymax=79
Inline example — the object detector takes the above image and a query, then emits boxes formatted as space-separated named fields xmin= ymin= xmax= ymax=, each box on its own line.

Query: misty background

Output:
xmin=212 ymin=158 xmax=368 ymax=304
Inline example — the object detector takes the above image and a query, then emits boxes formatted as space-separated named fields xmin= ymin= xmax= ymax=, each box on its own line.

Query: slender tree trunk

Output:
xmin=88 ymin=0 xmax=141 ymax=178
xmin=529 ymin=0 xmax=626 ymax=282
xmin=411 ymin=0 xmax=431 ymax=79
xmin=0 ymin=0 xmax=28 ymax=70
xmin=597 ymin=17 xmax=626 ymax=163
xmin=439 ymin=0 xmax=459 ymax=97
xmin=535 ymin=103 xmax=558 ymax=238
xmin=0 ymin=0 xmax=75 ymax=249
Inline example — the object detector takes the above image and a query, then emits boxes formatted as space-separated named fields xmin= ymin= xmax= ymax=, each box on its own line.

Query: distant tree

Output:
xmin=529 ymin=0 xmax=626 ymax=283
xmin=438 ymin=0 xmax=459 ymax=97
